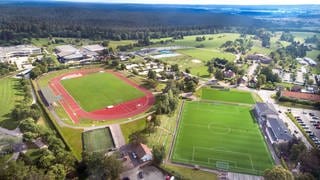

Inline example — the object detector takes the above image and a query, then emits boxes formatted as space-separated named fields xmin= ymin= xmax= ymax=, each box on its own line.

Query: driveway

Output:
xmin=120 ymin=165 xmax=166 ymax=180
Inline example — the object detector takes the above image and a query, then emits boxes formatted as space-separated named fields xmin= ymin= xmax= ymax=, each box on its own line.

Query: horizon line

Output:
xmin=12 ymin=0 xmax=318 ymax=6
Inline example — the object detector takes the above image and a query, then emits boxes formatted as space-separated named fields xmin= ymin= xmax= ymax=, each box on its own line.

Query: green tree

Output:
xmin=129 ymin=131 xmax=147 ymax=145
xmin=263 ymin=166 xmax=294 ymax=180
xmin=152 ymin=145 xmax=165 ymax=165
xmin=147 ymin=70 xmax=157 ymax=80
xmin=307 ymin=79 xmax=314 ymax=85
xmin=208 ymin=65 xmax=214 ymax=74
xmin=0 ymin=160 xmax=29 ymax=179
xmin=171 ymin=64 xmax=179 ymax=72
xmin=214 ymin=70 xmax=224 ymax=80
xmin=83 ymin=152 xmax=122 ymax=180
xmin=102 ymin=40 xmax=109 ymax=47
xmin=30 ymin=67 xmax=42 ymax=79
xmin=47 ymin=164 xmax=66 ymax=179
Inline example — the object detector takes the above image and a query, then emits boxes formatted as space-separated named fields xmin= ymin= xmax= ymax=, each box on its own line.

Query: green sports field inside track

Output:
xmin=172 ymin=101 xmax=274 ymax=175
xmin=61 ymin=72 xmax=144 ymax=112
xmin=201 ymin=88 xmax=255 ymax=104
xmin=82 ymin=128 xmax=114 ymax=153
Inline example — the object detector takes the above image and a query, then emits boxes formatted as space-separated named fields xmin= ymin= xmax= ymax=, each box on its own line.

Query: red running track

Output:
xmin=49 ymin=69 xmax=155 ymax=124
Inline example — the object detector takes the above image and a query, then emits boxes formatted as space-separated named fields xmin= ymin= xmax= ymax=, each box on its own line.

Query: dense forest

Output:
xmin=0 ymin=2 xmax=271 ymax=45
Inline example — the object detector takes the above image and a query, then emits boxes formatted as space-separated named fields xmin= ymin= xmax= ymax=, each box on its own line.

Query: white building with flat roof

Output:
xmin=82 ymin=44 xmax=105 ymax=53
xmin=55 ymin=44 xmax=105 ymax=63
xmin=0 ymin=45 xmax=41 ymax=63
xmin=303 ymin=57 xmax=317 ymax=66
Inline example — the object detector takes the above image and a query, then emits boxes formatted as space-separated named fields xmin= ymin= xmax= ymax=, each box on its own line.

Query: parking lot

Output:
xmin=120 ymin=166 xmax=167 ymax=180
xmin=290 ymin=109 xmax=320 ymax=147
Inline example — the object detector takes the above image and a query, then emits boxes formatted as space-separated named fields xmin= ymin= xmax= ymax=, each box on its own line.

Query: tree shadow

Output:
xmin=0 ymin=116 xmax=19 ymax=130
xmin=200 ymin=75 xmax=210 ymax=78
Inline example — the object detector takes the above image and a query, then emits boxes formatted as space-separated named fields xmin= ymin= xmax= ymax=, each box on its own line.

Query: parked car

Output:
xmin=309 ymin=113 xmax=315 ymax=116
xmin=138 ymin=171 xmax=144 ymax=179
xmin=131 ymin=152 xmax=137 ymax=159
xmin=312 ymin=117 xmax=319 ymax=120
xmin=316 ymin=126 xmax=320 ymax=129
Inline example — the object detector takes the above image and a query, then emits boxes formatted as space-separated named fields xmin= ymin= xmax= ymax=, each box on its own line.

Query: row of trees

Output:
xmin=11 ymin=79 xmax=38 ymax=122
xmin=0 ymin=2 xmax=267 ymax=45
xmin=1 ymin=77 xmax=76 ymax=179
xmin=0 ymin=62 xmax=17 ymax=76
xmin=275 ymin=137 xmax=320 ymax=179
xmin=254 ymin=29 xmax=271 ymax=47
xmin=280 ymin=32 xmax=295 ymax=42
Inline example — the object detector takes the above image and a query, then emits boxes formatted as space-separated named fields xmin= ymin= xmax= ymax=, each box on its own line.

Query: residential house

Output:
xmin=135 ymin=143 xmax=152 ymax=162
xmin=246 ymin=54 xmax=273 ymax=64
xmin=223 ymin=70 xmax=235 ymax=79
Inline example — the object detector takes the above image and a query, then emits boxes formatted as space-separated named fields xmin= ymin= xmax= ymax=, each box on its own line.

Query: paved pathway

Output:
xmin=227 ymin=172 xmax=262 ymax=180
xmin=0 ymin=127 xmax=22 ymax=137
xmin=6 ymin=152 xmax=20 ymax=162
xmin=109 ymin=124 xmax=126 ymax=148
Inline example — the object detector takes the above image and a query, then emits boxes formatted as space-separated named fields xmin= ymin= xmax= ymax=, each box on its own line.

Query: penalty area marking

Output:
xmin=192 ymin=146 xmax=255 ymax=171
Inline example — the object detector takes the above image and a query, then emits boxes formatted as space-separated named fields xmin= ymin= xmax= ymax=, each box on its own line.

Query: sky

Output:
xmin=55 ymin=0 xmax=320 ymax=5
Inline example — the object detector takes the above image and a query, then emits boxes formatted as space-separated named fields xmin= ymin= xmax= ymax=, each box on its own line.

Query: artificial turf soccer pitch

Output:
xmin=201 ymin=88 xmax=255 ymax=104
xmin=61 ymin=72 xmax=145 ymax=112
xmin=172 ymin=101 xmax=274 ymax=175
xmin=82 ymin=128 xmax=115 ymax=153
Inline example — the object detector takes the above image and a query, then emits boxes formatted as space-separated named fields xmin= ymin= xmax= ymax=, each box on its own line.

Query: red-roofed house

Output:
xmin=281 ymin=91 xmax=320 ymax=103
xmin=135 ymin=143 xmax=153 ymax=162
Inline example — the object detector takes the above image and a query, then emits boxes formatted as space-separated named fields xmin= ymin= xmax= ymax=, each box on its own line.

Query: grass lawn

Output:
xmin=108 ymin=40 xmax=136 ymax=49
xmin=306 ymin=50 xmax=320 ymax=60
xmin=201 ymin=88 xmax=255 ymax=104
xmin=169 ymin=33 xmax=240 ymax=49
xmin=172 ymin=101 xmax=274 ymax=175
xmin=120 ymin=118 xmax=146 ymax=143
xmin=291 ymin=32 xmax=319 ymax=43
xmin=160 ymin=55 xmax=209 ymax=77
xmin=82 ymin=128 xmax=114 ymax=153
xmin=176 ymin=48 xmax=235 ymax=62
xmin=61 ymin=72 xmax=145 ymax=111
xmin=163 ymin=164 xmax=217 ymax=180
xmin=0 ymin=78 xmax=24 ymax=129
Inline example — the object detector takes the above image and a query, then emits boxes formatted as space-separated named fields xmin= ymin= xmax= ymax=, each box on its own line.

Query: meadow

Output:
xmin=61 ymin=72 xmax=145 ymax=112
xmin=201 ymin=88 xmax=256 ymax=104
xmin=82 ymin=128 xmax=114 ymax=153
xmin=0 ymin=78 xmax=24 ymax=129
xmin=172 ymin=101 xmax=274 ymax=175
